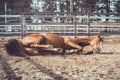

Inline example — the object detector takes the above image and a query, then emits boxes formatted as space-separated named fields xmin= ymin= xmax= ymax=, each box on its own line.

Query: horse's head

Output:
xmin=95 ymin=37 xmax=103 ymax=53
xmin=91 ymin=32 xmax=103 ymax=53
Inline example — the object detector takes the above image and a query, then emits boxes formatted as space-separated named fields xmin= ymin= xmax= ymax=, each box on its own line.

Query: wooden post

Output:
xmin=70 ymin=0 xmax=73 ymax=23
xmin=70 ymin=0 xmax=77 ymax=38
xmin=21 ymin=14 xmax=26 ymax=37
xmin=73 ymin=15 xmax=77 ymax=38
xmin=87 ymin=13 xmax=90 ymax=36
xmin=4 ymin=2 xmax=7 ymax=23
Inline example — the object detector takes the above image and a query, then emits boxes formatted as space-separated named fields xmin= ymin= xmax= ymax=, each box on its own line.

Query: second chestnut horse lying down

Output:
xmin=5 ymin=33 xmax=103 ymax=57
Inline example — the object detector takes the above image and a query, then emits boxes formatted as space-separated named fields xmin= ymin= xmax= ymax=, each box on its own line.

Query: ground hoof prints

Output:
xmin=0 ymin=55 xmax=21 ymax=80
xmin=25 ymin=58 xmax=67 ymax=80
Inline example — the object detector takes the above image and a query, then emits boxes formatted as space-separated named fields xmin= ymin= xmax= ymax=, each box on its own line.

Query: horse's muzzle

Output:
xmin=95 ymin=41 xmax=103 ymax=53
xmin=95 ymin=47 xmax=101 ymax=53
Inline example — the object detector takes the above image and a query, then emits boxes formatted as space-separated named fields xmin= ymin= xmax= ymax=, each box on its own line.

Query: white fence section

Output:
xmin=0 ymin=14 xmax=120 ymax=37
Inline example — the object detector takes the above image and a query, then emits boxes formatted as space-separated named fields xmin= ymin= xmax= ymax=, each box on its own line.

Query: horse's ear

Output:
xmin=97 ymin=32 xmax=101 ymax=38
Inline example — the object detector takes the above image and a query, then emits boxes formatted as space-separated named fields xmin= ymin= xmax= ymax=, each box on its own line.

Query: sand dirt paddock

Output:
xmin=0 ymin=37 xmax=120 ymax=80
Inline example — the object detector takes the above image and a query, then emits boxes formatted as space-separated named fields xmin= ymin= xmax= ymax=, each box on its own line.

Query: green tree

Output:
xmin=0 ymin=0 xmax=5 ymax=12
xmin=115 ymin=1 xmax=120 ymax=14
xmin=82 ymin=0 xmax=96 ymax=13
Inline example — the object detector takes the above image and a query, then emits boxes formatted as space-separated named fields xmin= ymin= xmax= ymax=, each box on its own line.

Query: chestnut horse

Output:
xmin=5 ymin=33 xmax=103 ymax=57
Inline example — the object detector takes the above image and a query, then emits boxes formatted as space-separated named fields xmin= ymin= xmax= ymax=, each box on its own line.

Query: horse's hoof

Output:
xmin=47 ymin=45 xmax=53 ymax=49
xmin=81 ymin=51 xmax=93 ymax=55
xmin=65 ymin=50 xmax=70 ymax=54
xmin=81 ymin=51 xmax=88 ymax=55
xmin=53 ymin=48 xmax=63 ymax=53
xmin=95 ymin=47 xmax=101 ymax=53
xmin=65 ymin=49 xmax=78 ymax=54
xmin=25 ymin=56 xmax=30 ymax=59
xmin=57 ymin=48 xmax=63 ymax=53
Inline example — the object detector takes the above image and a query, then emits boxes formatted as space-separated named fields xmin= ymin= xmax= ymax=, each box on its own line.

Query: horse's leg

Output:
xmin=29 ymin=35 xmax=63 ymax=53
xmin=31 ymin=44 xmax=53 ymax=49
xmin=64 ymin=39 xmax=94 ymax=54
xmin=27 ymin=35 xmax=53 ymax=49
xmin=24 ymin=47 xmax=40 ymax=55
xmin=65 ymin=40 xmax=83 ymax=54
xmin=31 ymin=44 xmax=63 ymax=53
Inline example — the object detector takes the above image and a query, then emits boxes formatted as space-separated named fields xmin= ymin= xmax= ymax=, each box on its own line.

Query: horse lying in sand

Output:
xmin=5 ymin=33 xmax=103 ymax=57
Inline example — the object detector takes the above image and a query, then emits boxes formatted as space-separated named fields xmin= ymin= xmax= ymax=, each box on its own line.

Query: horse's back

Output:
xmin=20 ymin=34 xmax=45 ymax=46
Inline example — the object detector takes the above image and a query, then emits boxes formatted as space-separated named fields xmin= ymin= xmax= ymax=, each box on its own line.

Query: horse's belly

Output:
xmin=45 ymin=34 xmax=65 ymax=48
xmin=24 ymin=47 xmax=40 ymax=55
xmin=21 ymin=37 xmax=35 ymax=46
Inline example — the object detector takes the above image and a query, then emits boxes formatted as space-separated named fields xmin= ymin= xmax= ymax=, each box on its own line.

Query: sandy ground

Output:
xmin=0 ymin=37 xmax=120 ymax=80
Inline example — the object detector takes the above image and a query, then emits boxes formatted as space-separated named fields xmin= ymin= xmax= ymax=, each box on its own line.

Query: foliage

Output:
xmin=0 ymin=0 xmax=120 ymax=15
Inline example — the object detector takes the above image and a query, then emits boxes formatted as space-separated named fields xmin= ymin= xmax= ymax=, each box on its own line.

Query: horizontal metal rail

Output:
xmin=0 ymin=15 xmax=21 ymax=18
xmin=0 ymin=23 xmax=120 ymax=27
xmin=0 ymin=14 xmax=120 ymax=37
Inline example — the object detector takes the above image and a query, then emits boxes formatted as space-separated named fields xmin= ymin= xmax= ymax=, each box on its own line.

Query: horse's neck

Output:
xmin=72 ymin=37 xmax=94 ymax=43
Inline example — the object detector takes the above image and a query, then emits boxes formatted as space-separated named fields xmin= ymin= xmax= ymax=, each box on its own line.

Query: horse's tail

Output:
xmin=5 ymin=39 xmax=28 ymax=57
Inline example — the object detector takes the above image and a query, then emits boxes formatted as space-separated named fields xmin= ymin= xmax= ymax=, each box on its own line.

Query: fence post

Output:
xmin=87 ymin=13 xmax=90 ymax=36
xmin=4 ymin=2 xmax=7 ymax=23
xmin=73 ymin=15 xmax=77 ymax=38
xmin=21 ymin=14 xmax=26 ymax=37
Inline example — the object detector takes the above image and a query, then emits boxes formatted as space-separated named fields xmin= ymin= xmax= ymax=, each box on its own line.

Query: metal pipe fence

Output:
xmin=0 ymin=14 xmax=120 ymax=38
